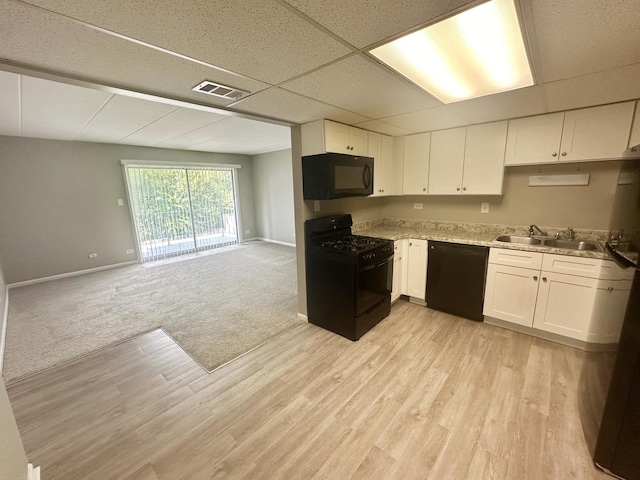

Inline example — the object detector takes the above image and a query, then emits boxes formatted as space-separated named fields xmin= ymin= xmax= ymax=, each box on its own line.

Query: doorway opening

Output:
xmin=125 ymin=165 xmax=239 ymax=262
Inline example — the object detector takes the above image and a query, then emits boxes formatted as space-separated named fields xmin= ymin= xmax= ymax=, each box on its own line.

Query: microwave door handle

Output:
xmin=362 ymin=163 xmax=372 ymax=188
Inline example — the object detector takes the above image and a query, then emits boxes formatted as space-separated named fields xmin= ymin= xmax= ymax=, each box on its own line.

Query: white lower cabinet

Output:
xmin=391 ymin=240 xmax=406 ymax=303
xmin=484 ymin=248 xmax=634 ymax=345
xmin=483 ymin=263 xmax=539 ymax=327
xmin=405 ymin=239 xmax=428 ymax=300
xmin=594 ymin=279 xmax=633 ymax=344
xmin=532 ymin=271 xmax=600 ymax=341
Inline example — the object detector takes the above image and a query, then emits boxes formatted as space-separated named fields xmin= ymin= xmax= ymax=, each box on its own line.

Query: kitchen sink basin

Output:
xmin=495 ymin=235 xmax=542 ymax=245
xmin=495 ymin=235 xmax=603 ymax=251
xmin=542 ymin=239 xmax=603 ymax=251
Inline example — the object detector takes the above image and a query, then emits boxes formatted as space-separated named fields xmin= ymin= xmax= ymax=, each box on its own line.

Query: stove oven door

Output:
xmin=356 ymin=255 xmax=393 ymax=317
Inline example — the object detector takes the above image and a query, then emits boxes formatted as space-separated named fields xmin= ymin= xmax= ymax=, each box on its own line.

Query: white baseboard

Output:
xmin=0 ymin=285 xmax=8 ymax=374
xmin=245 ymin=237 xmax=296 ymax=248
xmin=297 ymin=312 xmax=308 ymax=322
xmin=28 ymin=463 xmax=41 ymax=480
xmin=7 ymin=261 xmax=138 ymax=289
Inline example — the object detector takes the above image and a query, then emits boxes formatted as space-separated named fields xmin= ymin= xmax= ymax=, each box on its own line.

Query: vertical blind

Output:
xmin=126 ymin=166 xmax=238 ymax=262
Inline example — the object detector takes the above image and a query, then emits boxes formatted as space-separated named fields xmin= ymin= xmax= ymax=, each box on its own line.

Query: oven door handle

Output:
xmin=359 ymin=256 xmax=392 ymax=272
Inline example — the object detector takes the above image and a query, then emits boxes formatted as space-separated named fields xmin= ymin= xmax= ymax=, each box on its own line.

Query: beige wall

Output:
xmin=251 ymin=149 xmax=296 ymax=245
xmin=0 ymin=137 xmax=256 ymax=284
xmin=382 ymin=161 xmax=621 ymax=230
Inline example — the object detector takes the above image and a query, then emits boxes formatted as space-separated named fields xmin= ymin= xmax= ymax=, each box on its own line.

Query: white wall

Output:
xmin=251 ymin=149 xmax=296 ymax=245
xmin=0 ymin=136 xmax=257 ymax=283
xmin=0 ymin=258 xmax=28 ymax=480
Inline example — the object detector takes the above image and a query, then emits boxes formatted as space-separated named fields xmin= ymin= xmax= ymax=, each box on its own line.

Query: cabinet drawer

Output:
xmin=489 ymin=248 xmax=543 ymax=269
xmin=541 ymin=254 xmax=606 ymax=278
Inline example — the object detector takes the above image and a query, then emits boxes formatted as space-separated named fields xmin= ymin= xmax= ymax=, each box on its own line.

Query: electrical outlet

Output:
xmin=88 ymin=253 xmax=98 ymax=259
xmin=314 ymin=200 xmax=320 ymax=213
xmin=126 ymin=249 xmax=134 ymax=255
xmin=481 ymin=202 xmax=489 ymax=213
xmin=117 ymin=198 xmax=124 ymax=206
xmin=413 ymin=203 xmax=423 ymax=210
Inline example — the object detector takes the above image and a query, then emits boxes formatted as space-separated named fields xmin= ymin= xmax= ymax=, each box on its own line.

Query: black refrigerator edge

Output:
xmin=580 ymin=158 xmax=640 ymax=480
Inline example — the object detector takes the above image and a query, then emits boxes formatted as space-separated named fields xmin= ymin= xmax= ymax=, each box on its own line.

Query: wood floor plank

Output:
xmin=7 ymin=300 xmax=611 ymax=479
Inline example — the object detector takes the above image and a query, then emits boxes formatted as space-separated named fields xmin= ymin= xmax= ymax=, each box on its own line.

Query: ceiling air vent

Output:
xmin=192 ymin=81 xmax=249 ymax=100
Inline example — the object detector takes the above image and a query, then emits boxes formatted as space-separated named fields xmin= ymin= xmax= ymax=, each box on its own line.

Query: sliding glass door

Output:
xmin=126 ymin=166 xmax=238 ymax=262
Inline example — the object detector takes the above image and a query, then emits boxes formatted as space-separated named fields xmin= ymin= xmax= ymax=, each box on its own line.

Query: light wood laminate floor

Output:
xmin=7 ymin=300 xmax=610 ymax=479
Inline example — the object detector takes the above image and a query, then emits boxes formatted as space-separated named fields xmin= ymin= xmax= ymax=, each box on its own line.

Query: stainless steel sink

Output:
xmin=495 ymin=235 xmax=542 ymax=245
xmin=542 ymin=239 xmax=603 ymax=251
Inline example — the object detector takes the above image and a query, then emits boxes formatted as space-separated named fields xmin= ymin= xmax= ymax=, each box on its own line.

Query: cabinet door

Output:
xmin=462 ymin=121 xmax=507 ymax=195
xmin=369 ymin=132 xmax=383 ymax=196
xmin=504 ymin=112 xmax=564 ymax=165
xmin=599 ymin=280 xmax=633 ymax=344
xmin=403 ymin=133 xmax=430 ymax=194
xmin=428 ymin=127 xmax=466 ymax=195
xmin=483 ymin=263 xmax=539 ymax=327
xmin=629 ymin=101 xmax=640 ymax=149
xmin=559 ymin=102 xmax=635 ymax=162
xmin=406 ymin=239 xmax=428 ymax=299
xmin=324 ymin=121 xmax=351 ymax=154
xmin=391 ymin=240 xmax=406 ymax=302
xmin=533 ymin=271 xmax=599 ymax=341
xmin=349 ymin=126 xmax=369 ymax=156
xmin=369 ymin=133 xmax=394 ymax=196
xmin=380 ymin=134 xmax=394 ymax=195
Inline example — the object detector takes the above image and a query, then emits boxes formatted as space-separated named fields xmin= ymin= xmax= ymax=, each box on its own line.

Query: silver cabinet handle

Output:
xmin=561 ymin=152 xmax=567 ymax=156
xmin=552 ymin=152 xmax=558 ymax=157
xmin=542 ymin=277 xmax=547 ymax=282
xmin=463 ymin=187 xmax=467 ymax=191
xmin=422 ymin=187 xmax=426 ymax=191
xmin=533 ymin=276 xmax=538 ymax=281
xmin=456 ymin=187 xmax=460 ymax=191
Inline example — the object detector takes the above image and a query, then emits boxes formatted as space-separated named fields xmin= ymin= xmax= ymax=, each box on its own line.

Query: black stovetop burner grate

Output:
xmin=320 ymin=235 xmax=388 ymax=253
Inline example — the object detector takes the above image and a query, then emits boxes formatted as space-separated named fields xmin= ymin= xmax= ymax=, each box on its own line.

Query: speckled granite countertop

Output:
xmin=353 ymin=218 xmax=611 ymax=260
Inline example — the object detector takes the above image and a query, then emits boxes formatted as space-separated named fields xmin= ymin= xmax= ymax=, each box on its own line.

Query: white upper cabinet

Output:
xmin=630 ymin=101 xmax=640 ymax=149
xmin=504 ymin=112 xmax=565 ymax=165
xmin=428 ymin=127 xmax=466 ymax=195
xmin=560 ymin=102 xmax=635 ymax=162
xmin=462 ymin=121 xmax=508 ymax=195
xmin=301 ymin=119 xmax=368 ymax=156
xmin=402 ymin=133 xmax=430 ymax=195
xmin=505 ymin=102 xmax=635 ymax=165
xmin=427 ymin=121 xmax=507 ymax=195
xmin=369 ymin=132 xmax=395 ymax=196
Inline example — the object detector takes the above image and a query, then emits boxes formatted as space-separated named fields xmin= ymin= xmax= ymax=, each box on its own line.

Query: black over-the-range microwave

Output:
xmin=302 ymin=153 xmax=374 ymax=200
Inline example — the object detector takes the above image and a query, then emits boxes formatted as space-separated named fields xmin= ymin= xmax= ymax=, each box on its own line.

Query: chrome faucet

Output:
xmin=529 ymin=224 xmax=548 ymax=237
xmin=555 ymin=227 xmax=575 ymax=240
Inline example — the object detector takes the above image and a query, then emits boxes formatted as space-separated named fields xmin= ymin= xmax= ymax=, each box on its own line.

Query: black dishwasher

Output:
xmin=426 ymin=241 xmax=489 ymax=322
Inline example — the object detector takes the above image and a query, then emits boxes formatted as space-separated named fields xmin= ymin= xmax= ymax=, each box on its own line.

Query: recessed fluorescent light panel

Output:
xmin=369 ymin=0 xmax=533 ymax=103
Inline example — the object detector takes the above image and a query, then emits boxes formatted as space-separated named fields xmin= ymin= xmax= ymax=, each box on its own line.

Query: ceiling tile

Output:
xmin=20 ymin=0 xmax=351 ymax=84
xmin=0 ymin=0 xmax=270 ymax=108
xmin=543 ymin=62 xmax=640 ymax=112
xmin=185 ymin=116 xmax=291 ymax=155
xmin=21 ymin=76 xmax=112 ymax=141
xmin=352 ymin=120 xmax=416 ymax=136
xmin=283 ymin=0 xmax=479 ymax=49
xmin=155 ymin=115 xmax=290 ymax=152
xmin=380 ymin=106 xmax=471 ymax=133
xmin=281 ymin=55 xmax=440 ymax=119
xmin=75 ymin=95 xmax=178 ymax=143
xmin=0 ymin=70 xmax=21 ymax=136
xmin=119 ymin=107 xmax=227 ymax=147
xmin=230 ymin=87 xmax=368 ymax=125
xmin=445 ymin=86 xmax=547 ymax=124
xmin=531 ymin=0 xmax=640 ymax=82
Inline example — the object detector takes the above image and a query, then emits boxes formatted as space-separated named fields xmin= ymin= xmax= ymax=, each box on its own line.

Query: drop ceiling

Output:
xmin=1 ymin=0 xmax=639 ymax=154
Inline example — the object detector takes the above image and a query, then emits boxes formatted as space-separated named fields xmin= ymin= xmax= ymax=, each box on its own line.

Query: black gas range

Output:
xmin=304 ymin=214 xmax=393 ymax=341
